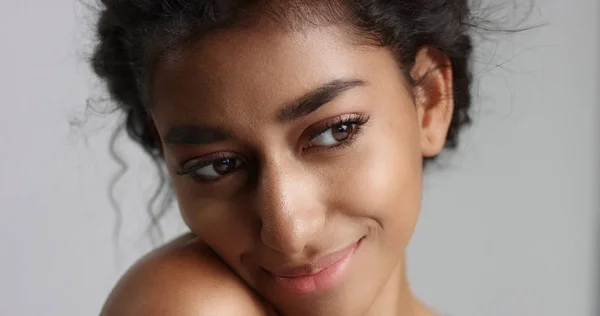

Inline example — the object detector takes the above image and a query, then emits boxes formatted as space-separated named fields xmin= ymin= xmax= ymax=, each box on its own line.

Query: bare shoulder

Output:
xmin=100 ymin=234 xmax=273 ymax=316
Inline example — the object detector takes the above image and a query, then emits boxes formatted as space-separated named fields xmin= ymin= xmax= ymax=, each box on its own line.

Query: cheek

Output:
xmin=328 ymin=108 xmax=423 ymax=247
xmin=171 ymin=179 xmax=255 ymax=262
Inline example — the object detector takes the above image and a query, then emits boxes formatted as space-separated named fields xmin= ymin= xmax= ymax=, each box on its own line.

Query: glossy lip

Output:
xmin=268 ymin=237 xmax=364 ymax=295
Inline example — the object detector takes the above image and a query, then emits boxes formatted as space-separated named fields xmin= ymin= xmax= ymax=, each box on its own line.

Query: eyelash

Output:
xmin=176 ymin=113 xmax=370 ymax=182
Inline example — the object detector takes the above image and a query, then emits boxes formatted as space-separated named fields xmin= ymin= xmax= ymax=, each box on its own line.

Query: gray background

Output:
xmin=0 ymin=0 xmax=598 ymax=315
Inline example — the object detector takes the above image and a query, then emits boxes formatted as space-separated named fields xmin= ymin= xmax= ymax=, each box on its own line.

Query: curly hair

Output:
xmin=91 ymin=0 xmax=478 ymax=243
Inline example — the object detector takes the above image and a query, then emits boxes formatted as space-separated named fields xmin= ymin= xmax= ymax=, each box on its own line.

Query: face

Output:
xmin=150 ymin=18 xmax=452 ymax=316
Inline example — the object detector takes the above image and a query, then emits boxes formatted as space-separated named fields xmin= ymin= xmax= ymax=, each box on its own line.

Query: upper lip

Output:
xmin=267 ymin=240 xmax=360 ymax=278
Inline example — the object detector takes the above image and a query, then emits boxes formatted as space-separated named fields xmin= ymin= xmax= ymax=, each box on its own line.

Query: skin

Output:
xmin=101 ymin=17 xmax=454 ymax=316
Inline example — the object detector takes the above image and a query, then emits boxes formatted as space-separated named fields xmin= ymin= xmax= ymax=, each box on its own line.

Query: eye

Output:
xmin=177 ymin=155 xmax=244 ymax=181
xmin=309 ymin=123 xmax=358 ymax=147
xmin=306 ymin=114 xmax=369 ymax=150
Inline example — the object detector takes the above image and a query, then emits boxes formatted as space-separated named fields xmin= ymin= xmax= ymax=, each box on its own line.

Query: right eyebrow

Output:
xmin=163 ymin=125 xmax=233 ymax=145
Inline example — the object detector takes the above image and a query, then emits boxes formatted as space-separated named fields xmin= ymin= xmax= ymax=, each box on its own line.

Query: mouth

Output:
xmin=267 ymin=237 xmax=364 ymax=295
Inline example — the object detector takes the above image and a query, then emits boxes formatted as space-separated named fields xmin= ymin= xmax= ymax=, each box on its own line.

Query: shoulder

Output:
xmin=100 ymin=234 xmax=273 ymax=316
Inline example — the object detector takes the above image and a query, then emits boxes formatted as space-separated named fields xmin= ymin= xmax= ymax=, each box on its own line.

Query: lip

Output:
xmin=268 ymin=237 xmax=363 ymax=295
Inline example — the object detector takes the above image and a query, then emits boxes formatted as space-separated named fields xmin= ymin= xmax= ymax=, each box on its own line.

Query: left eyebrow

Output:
xmin=277 ymin=79 xmax=366 ymax=123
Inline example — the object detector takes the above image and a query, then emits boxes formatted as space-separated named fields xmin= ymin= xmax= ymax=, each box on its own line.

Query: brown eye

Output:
xmin=310 ymin=123 xmax=358 ymax=147
xmin=213 ymin=158 xmax=239 ymax=175
xmin=179 ymin=156 xmax=244 ymax=181
xmin=332 ymin=123 xmax=355 ymax=142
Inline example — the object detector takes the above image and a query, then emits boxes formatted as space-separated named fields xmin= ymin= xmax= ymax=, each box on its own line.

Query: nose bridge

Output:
xmin=258 ymin=158 xmax=322 ymax=255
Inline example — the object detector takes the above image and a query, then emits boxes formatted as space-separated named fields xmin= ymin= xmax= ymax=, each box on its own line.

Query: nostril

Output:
xmin=260 ymin=220 xmax=307 ymax=255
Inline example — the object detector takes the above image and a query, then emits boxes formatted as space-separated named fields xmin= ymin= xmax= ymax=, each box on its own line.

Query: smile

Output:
xmin=268 ymin=237 xmax=364 ymax=295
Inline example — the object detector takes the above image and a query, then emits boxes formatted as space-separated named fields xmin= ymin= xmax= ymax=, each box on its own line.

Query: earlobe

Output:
xmin=410 ymin=46 xmax=454 ymax=158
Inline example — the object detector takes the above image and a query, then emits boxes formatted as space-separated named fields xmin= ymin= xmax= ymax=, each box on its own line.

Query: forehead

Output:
xmin=149 ymin=24 xmax=393 ymax=125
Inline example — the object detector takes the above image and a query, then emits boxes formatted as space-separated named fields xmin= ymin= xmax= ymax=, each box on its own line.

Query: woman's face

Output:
xmin=150 ymin=20 xmax=452 ymax=315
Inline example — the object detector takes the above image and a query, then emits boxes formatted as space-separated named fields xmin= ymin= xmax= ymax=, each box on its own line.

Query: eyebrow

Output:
xmin=277 ymin=79 xmax=366 ymax=123
xmin=164 ymin=126 xmax=232 ymax=145
xmin=164 ymin=78 xmax=366 ymax=145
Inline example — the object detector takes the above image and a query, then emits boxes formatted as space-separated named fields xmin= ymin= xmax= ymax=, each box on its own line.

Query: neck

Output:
xmin=365 ymin=254 xmax=437 ymax=316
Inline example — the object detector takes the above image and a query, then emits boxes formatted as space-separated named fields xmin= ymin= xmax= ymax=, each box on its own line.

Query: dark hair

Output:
xmin=91 ymin=0 xmax=479 ymax=244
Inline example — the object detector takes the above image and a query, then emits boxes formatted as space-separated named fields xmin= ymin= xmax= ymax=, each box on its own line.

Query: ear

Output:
xmin=410 ymin=46 xmax=454 ymax=158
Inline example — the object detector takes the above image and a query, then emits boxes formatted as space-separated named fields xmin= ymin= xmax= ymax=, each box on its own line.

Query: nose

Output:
xmin=257 ymin=161 xmax=324 ymax=256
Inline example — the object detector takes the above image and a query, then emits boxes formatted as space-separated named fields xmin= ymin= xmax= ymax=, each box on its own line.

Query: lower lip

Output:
xmin=272 ymin=239 xmax=362 ymax=295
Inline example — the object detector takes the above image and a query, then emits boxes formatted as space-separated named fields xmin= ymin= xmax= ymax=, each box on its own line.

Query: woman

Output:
xmin=94 ymin=0 xmax=478 ymax=315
